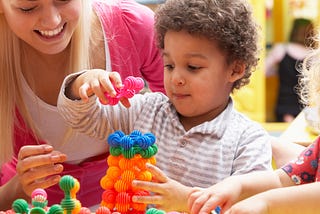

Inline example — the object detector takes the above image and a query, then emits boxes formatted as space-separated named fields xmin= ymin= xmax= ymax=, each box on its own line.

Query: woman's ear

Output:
xmin=228 ymin=61 xmax=246 ymax=83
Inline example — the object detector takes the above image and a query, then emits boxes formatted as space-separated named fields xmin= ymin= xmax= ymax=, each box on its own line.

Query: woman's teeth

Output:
xmin=38 ymin=25 xmax=63 ymax=37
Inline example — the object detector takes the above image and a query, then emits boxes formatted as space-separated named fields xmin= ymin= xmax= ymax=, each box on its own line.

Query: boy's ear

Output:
xmin=229 ymin=61 xmax=246 ymax=83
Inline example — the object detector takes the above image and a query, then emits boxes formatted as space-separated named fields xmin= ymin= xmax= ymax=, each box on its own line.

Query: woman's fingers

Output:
xmin=16 ymin=145 xmax=67 ymax=196
xmin=17 ymin=149 xmax=66 ymax=174
xmin=17 ymin=145 xmax=53 ymax=161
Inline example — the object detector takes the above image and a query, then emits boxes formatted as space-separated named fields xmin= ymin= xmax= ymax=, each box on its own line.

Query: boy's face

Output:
xmin=163 ymin=30 xmax=241 ymax=123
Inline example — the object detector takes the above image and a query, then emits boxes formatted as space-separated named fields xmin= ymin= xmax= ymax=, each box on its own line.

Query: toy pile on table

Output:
xmin=0 ymin=128 xmax=220 ymax=214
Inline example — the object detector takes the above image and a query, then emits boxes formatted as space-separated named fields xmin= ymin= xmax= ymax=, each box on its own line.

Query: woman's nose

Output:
xmin=40 ymin=6 xmax=61 ymax=29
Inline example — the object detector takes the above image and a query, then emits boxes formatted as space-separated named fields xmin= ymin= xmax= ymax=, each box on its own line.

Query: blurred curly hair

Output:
xmin=299 ymin=32 xmax=320 ymax=108
xmin=155 ymin=0 xmax=260 ymax=91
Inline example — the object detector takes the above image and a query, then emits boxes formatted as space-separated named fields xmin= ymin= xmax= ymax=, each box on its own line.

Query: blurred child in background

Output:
xmin=265 ymin=18 xmax=314 ymax=122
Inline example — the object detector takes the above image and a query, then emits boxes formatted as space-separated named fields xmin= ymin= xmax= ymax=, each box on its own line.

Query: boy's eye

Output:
xmin=164 ymin=64 xmax=174 ymax=70
xmin=188 ymin=65 xmax=201 ymax=71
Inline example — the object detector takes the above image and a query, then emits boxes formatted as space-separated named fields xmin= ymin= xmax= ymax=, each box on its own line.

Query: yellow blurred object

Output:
xmin=232 ymin=0 xmax=266 ymax=123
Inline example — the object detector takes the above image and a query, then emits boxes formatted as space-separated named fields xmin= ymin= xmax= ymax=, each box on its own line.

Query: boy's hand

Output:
xmin=67 ymin=69 xmax=130 ymax=107
xmin=131 ymin=163 xmax=193 ymax=212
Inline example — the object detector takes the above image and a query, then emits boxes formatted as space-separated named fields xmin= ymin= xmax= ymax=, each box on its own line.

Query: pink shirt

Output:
xmin=96 ymin=0 xmax=165 ymax=93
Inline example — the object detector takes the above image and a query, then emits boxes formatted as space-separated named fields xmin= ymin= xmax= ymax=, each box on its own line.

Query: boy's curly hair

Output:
xmin=155 ymin=0 xmax=260 ymax=91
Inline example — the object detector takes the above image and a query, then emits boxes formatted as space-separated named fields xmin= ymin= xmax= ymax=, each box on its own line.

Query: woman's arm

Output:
xmin=0 ymin=175 xmax=28 ymax=210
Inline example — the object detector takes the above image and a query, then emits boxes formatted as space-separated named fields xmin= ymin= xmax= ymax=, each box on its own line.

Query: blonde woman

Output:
xmin=0 ymin=0 xmax=164 ymax=209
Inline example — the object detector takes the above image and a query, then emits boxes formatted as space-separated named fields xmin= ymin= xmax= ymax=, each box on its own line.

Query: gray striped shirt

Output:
xmin=58 ymin=73 xmax=272 ymax=188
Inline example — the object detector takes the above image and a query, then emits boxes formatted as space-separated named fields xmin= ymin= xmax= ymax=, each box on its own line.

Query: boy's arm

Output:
xmin=57 ymin=70 xmax=120 ymax=140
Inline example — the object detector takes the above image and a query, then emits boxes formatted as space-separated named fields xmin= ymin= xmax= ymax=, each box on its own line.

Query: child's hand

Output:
xmin=67 ymin=69 xmax=131 ymax=108
xmin=224 ymin=196 xmax=269 ymax=214
xmin=131 ymin=163 xmax=193 ymax=212
xmin=16 ymin=145 xmax=67 ymax=197
xmin=188 ymin=177 xmax=241 ymax=214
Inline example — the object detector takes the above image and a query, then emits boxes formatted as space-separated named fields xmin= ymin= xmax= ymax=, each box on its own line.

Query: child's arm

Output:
xmin=271 ymin=138 xmax=305 ymax=168
xmin=188 ymin=169 xmax=294 ymax=214
xmin=224 ymin=179 xmax=320 ymax=214
xmin=131 ymin=163 xmax=193 ymax=212
xmin=57 ymin=69 xmax=134 ymax=140
xmin=64 ymin=69 xmax=130 ymax=107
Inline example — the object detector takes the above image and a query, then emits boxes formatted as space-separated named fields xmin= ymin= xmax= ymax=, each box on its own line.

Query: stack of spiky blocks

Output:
xmin=100 ymin=130 xmax=158 ymax=213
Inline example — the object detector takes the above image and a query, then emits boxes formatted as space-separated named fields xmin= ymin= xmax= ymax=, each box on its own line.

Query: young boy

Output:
xmin=57 ymin=0 xmax=272 ymax=212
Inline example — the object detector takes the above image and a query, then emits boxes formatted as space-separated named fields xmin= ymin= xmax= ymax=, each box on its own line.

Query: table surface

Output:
xmin=279 ymin=111 xmax=318 ymax=146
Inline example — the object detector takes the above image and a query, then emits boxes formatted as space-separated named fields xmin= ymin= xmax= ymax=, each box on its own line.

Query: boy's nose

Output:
xmin=171 ymin=70 xmax=185 ymax=86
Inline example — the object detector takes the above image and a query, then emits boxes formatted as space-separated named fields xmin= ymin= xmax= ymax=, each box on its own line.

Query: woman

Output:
xmin=0 ymin=0 xmax=164 ymax=209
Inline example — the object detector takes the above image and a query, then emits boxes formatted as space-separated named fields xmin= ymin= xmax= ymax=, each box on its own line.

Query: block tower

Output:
xmin=99 ymin=130 xmax=158 ymax=213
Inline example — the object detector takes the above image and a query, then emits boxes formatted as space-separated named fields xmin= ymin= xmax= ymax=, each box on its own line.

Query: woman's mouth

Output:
xmin=36 ymin=23 xmax=65 ymax=38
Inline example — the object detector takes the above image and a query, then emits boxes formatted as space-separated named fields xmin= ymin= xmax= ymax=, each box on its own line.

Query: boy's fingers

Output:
xmin=132 ymin=194 xmax=163 ymax=205
xmin=79 ymin=83 xmax=90 ymax=101
xmin=146 ymin=163 xmax=168 ymax=183
xmin=120 ymin=98 xmax=131 ymax=108
xmin=109 ymin=71 xmax=123 ymax=88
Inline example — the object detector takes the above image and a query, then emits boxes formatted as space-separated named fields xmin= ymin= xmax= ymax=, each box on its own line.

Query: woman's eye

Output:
xmin=19 ymin=7 xmax=36 ymax=13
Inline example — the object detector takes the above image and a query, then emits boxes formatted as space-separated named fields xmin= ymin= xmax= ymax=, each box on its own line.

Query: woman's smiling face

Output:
xmin=0 ymin=0 xmax=82 ymax=54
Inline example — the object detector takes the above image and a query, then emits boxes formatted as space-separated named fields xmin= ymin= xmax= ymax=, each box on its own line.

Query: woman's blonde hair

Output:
xmin=0 ymin=0 xmax=93 ymax=166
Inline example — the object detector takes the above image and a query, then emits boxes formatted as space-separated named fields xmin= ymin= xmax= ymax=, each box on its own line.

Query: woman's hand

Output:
xmin=16 ymin=144 xmax=67 ymax=197
xmin=131 ymin=163 xmax=193 ymax=212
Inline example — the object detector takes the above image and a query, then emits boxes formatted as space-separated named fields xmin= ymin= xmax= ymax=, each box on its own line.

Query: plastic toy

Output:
xmin=100 ymin=130 xmax=158 ymax=213
xmin=101 ymin=76 xmax=145 ymax=105
xmin=0 ymin=129 xmax=221 ymax=214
